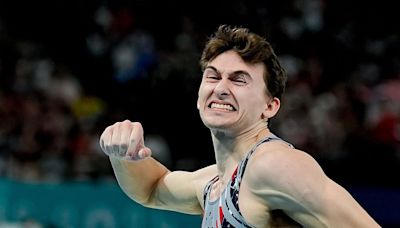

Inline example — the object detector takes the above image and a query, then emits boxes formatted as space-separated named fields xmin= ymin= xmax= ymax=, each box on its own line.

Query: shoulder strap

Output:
xmin=236 ymin=135 xmax=293 ymax=186
xmin=203 ymin=175 xmax=219 ymax=208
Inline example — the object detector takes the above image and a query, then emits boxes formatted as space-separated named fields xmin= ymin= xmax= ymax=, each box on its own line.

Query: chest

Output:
xmin=203 ymin=179 xmax=301 ymax=228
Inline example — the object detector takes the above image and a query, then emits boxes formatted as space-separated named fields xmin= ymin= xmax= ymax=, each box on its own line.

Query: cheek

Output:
xmin=198 ymin=82 xmax=205 ymax=96
xmin=197 ymin=88 xmax=207 ymax=109
xmin=247 ymin=94 xmax=268 ymax=112
xmin=198 ymin=84 xmax=211 ymax=101
xmin=196 ymin=98 xmax=201 ymax=110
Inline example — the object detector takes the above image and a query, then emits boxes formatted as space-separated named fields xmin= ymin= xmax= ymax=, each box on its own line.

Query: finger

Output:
xmin=111 ymin=122 xmax=122 ymax=156
xmin=118 ymin=120 xmax=133 ymax=156
xmin=126 ymin=122 xmax=144 ymax=160
xmin=100 ymin=126 xmax=113 ymax=156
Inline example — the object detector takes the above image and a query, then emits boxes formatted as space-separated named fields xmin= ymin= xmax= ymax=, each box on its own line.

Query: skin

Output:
xmin=100 ymin=51 xmax=381 ymax=227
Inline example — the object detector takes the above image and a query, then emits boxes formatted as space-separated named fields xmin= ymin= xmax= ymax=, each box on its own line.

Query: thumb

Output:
xmin=138 ymin=146 xmax=152 ymax=159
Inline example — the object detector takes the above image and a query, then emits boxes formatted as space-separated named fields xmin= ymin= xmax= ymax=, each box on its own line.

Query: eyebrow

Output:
xmin=204 ymin=66 xmax=252 ymax=78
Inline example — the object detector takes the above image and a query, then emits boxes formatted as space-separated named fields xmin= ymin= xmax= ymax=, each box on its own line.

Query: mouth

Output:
xmin=208 ymin=102 xmax=236 ymax=111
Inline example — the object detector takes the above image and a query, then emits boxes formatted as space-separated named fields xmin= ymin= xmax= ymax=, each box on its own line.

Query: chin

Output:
xmin=200 ymin=113 xmax=235 ymax=127
xmin=203 ymin=120 xmax=232 ymax=131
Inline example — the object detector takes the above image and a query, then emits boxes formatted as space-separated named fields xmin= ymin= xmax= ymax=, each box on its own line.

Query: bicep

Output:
xmin=148 ymin=165 xmax=217 ymax=215
xmin=147 ymin=170 xmax=202 ymax=214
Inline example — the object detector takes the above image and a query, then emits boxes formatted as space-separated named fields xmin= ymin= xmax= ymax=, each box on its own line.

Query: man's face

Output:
xmin=197 ymin=50 xmax=270 ymax=133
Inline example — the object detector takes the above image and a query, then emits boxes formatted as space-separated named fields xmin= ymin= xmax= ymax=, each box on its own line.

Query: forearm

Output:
xmin=110 ymin=157 xmax=170 ymax=205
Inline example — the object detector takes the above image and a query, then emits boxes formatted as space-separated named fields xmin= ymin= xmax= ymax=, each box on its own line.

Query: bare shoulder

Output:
xmin=243 ymin=141 xmax=381 ymax=227
xmin=244 ymin=141 xmax=327 ymax=205
xmin=247 ymin=141 xmax=325 ymax=180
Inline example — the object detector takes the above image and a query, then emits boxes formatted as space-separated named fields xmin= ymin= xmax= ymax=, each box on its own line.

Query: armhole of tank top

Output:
xmin=203 ymin=175 xmax=218 ymax=208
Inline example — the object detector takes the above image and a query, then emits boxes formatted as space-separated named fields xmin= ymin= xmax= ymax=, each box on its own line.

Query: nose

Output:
xmin=214 ymin=78 xmax=231 ymax=97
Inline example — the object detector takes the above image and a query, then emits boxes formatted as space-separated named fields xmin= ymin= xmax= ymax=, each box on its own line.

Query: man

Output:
xmin=99 ymin=25 xmax=380 ymax=227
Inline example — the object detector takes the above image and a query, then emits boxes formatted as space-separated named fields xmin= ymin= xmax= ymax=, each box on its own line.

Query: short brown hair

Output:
xmin=200 ymin=25 xmax=287 ymax=100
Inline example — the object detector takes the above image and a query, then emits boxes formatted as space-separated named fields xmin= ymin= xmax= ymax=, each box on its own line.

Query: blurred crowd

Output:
xmin=0 ymin=0 xmax=399 ymax=186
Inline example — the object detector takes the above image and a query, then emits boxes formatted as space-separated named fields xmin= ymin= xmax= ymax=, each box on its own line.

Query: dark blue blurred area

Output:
xmin=349 ymin=187 xmax=400 ymax=227
xmin=0 ymin=0 xmax=399 ymax=226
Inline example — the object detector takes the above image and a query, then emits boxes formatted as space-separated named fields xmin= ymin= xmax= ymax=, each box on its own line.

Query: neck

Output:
xmin=211 ymin=123 xmax=271 ymax=180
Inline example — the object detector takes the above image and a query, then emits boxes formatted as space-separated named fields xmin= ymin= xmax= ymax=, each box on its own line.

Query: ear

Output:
xmin=262 ymin=97 xmax=280 ymax=119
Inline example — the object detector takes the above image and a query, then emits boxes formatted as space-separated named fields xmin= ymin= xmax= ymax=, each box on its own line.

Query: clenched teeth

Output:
xmin=210 ymin=103 xmax=234 ymax=111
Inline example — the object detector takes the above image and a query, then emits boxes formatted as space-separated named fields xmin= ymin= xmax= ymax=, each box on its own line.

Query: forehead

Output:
xmin=207 ymin=50 xmax=265 ymax=78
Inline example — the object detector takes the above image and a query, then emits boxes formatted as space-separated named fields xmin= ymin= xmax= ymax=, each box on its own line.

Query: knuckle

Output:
xmin=122 ymin=119 xmax=131 ymax=124
xmin=103 ymin=126 xmax=112 ymax=135
xmin=122 ymin=120 xmax=133 ymax=129
xmin=132 ymin=122 xmax=141 ymax=128
xmin=105 ymin=145 xmax=113 ymax=154
xmin=121 ymin=143 xmax=128 ymax=151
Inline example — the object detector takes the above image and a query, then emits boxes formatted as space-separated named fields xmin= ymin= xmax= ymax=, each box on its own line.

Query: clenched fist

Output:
xmin=99 ymin=120 xmax=152 ymax=160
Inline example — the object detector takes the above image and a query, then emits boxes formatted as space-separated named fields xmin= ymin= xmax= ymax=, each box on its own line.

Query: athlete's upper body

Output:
xmin=99 ymin=25 xmax=380 ymax=227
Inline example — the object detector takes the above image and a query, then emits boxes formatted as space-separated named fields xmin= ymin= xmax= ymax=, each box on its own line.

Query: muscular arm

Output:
xmin=111 ymin=157 xmax=215 ymax=214
xmin=246 ymin=143 xmax=381 ymax=227
xmin=100 ymin=120 xmax=215 ymax=215
xmin=109 ymin=157 xmax=169 ymax=205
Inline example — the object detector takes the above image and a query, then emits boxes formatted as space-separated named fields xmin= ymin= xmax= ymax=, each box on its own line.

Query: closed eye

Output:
xmin=203 ymin=68 xmax=220 ymax=81
xmin=207 ymin=75 xmax=219 ymax=80
xmin=231 ymin=74 xmax=247 ymax=85
xmin=233 ymin=77 xmax=246 ymax=83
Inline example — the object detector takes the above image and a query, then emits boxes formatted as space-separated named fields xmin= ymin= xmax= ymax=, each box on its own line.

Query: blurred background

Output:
xmin=0 ymin=0 xmax=399 ymax=227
